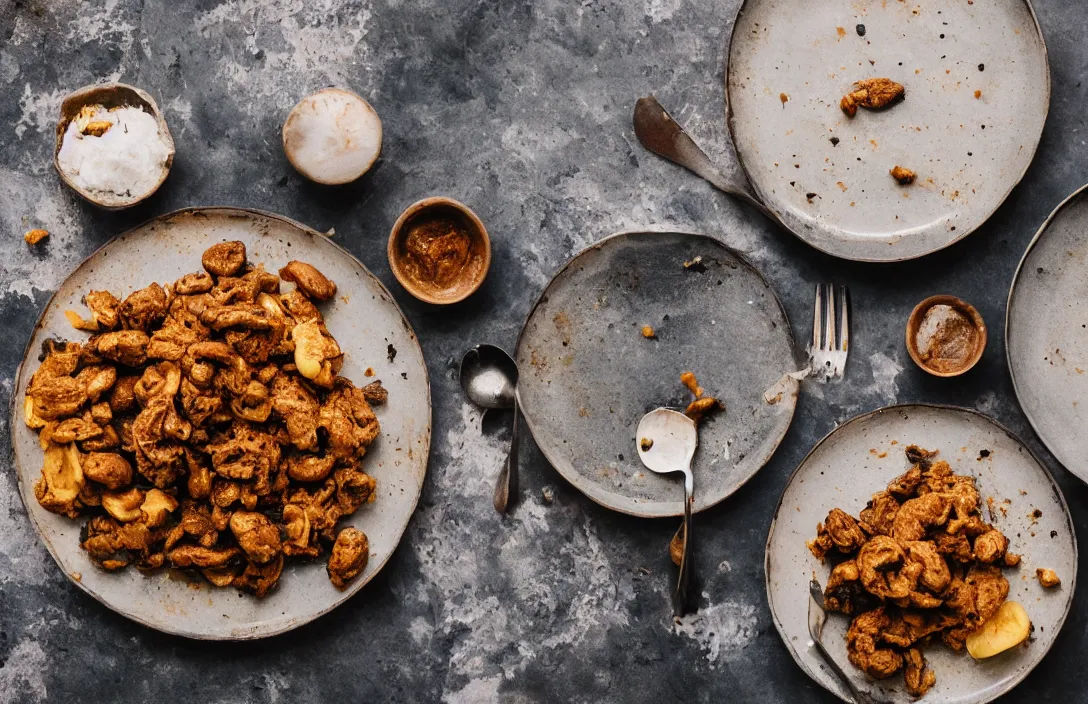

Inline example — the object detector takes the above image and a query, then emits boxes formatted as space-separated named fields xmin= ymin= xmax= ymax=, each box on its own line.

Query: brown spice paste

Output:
xmin=914 ymin=304 xmax=979 ymax=373
xmin=398 ymin=210 xmax=484 ymax=295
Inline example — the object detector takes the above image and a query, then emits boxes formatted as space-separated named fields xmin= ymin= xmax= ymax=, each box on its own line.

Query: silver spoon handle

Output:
xmin=674 ymin=486 xmax=693 ymax=616
xmin=493 ymin=397 xmax=519 ymax=513
xmin=633 ymin=96 xmax=771 ymax=218
xmin=811 ymin=638 xmax=879 ymax=704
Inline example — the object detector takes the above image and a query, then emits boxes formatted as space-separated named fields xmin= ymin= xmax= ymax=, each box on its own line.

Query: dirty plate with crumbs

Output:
xmin=516 ymin=231 xmax=797 ymax=518
xmin=766 ymin=404 xmax=1076 ymax=703
xmin=9 ymin=207 xmax=431 ymax=640
xmin=726 ymin=0 xmax=1048 ymax=261
xmin=1007 ymin=183 xmax=1088 ymax=486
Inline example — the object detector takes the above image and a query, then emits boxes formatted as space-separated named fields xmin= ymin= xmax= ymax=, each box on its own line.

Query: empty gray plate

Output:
xmin=10 ymin=207 xmax=431 ymax=640
xmin=766 ymin=404 xmax=1076 ymax=703
xmin=515 ymin=231 xmax=798 ymax=517
xmin=1007 ymin=183 xmax=1088 ymax=484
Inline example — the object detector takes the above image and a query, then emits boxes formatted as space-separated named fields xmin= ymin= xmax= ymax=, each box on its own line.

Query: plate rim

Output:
xmin=7 ymin=205 xmax=432 ymax=640
xmin=724 ymin=0 xmax=1051 ymax=263
xmin=514 ymin=228 xmax=798 ymax=518
xmin=1005 ymin=181 xmax=1088 ymax=483
xmin=764 ymin=402 xmax=1078 ymax=703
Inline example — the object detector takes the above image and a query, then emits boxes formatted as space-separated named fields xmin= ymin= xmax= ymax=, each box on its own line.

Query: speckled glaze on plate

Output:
xmin=9 ymin=207 xmax=431 ymax=640
xmin=726 ymin=0 xmax=1049 ymax=261
xmin=766 ymin=404 xmax=1076 ymax=703
xmin=1007 ymin=183 xmax=1088 ymax=485
xmin=515 ymin=231 xmax=798 ymax=518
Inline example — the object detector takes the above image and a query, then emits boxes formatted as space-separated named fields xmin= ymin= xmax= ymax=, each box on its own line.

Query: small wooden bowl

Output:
xmin=387 ymin=197 xmax=491 ymax=305
xmin=54 ymin=82 xmax=175 ymax=209
xmin=905 ymin=295 xmax=987 ymax=377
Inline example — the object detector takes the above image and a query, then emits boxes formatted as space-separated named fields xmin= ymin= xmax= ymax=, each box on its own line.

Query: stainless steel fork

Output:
xmin=809 ymin=283 xmax=850 ymax=382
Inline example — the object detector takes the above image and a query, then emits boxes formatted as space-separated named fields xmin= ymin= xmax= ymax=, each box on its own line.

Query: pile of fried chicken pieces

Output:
xmin=807 ymin=446 xmax=1019 ymax=697
xmin=24 ymin=241 xmax=386 ymax=597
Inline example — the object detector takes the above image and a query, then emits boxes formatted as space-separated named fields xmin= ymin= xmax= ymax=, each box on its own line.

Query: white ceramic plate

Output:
xmin=10 ymin=207 xmax=431 ymax=640
xmin=727 ymin=0 xmax=1049 ymax=261
xmin=1007 ymin=183 xmax=1088 ymax=484
xmin=516 ymin=231 xmax=797 ymax=518
xmin=766 ymin=404 xmax=1076 ymax=703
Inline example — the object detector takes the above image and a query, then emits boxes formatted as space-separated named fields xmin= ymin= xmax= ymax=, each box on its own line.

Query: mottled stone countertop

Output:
xmin=1 ymin=1 xmax=1087 ymax=702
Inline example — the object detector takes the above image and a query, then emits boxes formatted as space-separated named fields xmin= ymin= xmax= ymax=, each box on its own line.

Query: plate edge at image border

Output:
xmin=7 ymin=206 xmax=433 ymax=640
xmin=1005 ymin=182 xmax=1088 ymax=484
xmin=764 ymin=403 xmax=1078 ymax=703
xmin=723 ymin=0 xmax=1051 ymax=262
xmin=514 ymin=228 xmax=799 ymax=518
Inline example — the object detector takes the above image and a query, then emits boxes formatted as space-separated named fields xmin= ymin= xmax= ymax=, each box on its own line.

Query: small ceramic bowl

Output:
xmin=54 ymin=82 xmax=175 ymax=209
xmin=905 ymin=295 xmax=987 ymax=377
xmin=387 ymin=197 xmax=491 ymax=305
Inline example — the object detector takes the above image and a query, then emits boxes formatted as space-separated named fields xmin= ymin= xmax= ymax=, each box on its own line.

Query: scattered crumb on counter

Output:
xmin=682 ymin=256 xmax=706 ymax=272
xmin=541 ymin=486 xmax=554 ymax=504
xmin=669 ymin=525 xmax=684 ymax=566
xmin=974 ymin=90 xmax=982 ymax=99
xmin=891 ymin=165 xmax=916 ymax=185
xmin=24 ymin=228 xmax=48 ymax=245
xmin=680 ymin=371 xmax=704 ymax=398
xmin=1037 ymin=568 xmax=1061 ymax=588
xmin=641 ymin=325 xmax=657 ymax=339
xmin=780 ymin=92 xmax=789 ymax=105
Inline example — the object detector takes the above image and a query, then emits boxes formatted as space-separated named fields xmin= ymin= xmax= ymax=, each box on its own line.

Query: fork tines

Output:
xmin=810 ymin=283 xmax=850 ymax=381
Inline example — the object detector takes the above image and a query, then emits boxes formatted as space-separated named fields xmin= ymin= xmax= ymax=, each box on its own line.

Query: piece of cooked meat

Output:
xmin=903 ymin=648 xmax=935 ymax=697
xmin=202 ymin=241 xmax=247 ymax=277
xmin=279 ymin=261 xmax=337 ymax=301
xmin=119 ymin=283 xmax=168 ymax=332
xmin=327 ymin=527 xmax=369 ymax=589
xmin=1037 ymin=568 xmax=1061 ymax=588
xmin=362 ymin=380 xmax=388 ymax=406
xmin=229 ymin=511 xmax=282 ymax=564
xmin=840 ymin=77 xmax=905 ymax=117
xmin=85 ymin=290 xmax=121 ymax=330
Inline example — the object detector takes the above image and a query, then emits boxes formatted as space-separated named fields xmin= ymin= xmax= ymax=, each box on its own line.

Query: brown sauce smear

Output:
xmin=397 ymin=208 xmax=485 ymax=296
xmin=914 ymin=304 xmax=980 ymax=373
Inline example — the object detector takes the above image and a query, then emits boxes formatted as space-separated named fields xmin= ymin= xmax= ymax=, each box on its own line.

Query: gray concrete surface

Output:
xmin=1 ymin=1 xmax=1087 ymax=702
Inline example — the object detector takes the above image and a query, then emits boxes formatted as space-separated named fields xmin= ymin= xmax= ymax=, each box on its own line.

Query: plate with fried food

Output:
xmin=10 ymin=207 xmax=431 ymax=640
xmin=766 ymin=405 xmax=1075 ymax=703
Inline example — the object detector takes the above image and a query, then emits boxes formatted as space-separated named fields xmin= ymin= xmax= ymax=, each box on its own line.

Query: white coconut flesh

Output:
xmin=283 ymin=88 xmax=382 ymax=185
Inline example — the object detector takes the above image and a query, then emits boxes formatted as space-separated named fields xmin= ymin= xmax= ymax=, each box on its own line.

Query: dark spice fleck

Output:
xmin=978 ymin=63 xmax=985 ymax=71
xmin=805 ymin=192 xmax=818 ymax=202
xmin=830 ymin=136 xmax=840 ymax=146
xmin=967 ymin=152 xmax=973 ymax=156
xmin=1033 ymin=508 xmax=1043 ymax=518
xmin=978 ymin=449 xmax=991 ymax=459
xmin=1051 ymin=530 xmax=1059 ymax=538
xmin=387 ymin=343 xmax=398 ymax=362
xmin=856 ymin=23 xmax=866 ymax=36
xmin=939 ymin=33 xmax=945 ymax=39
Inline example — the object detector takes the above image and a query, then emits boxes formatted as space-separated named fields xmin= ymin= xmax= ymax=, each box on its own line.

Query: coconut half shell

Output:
xmin=282 ymin=87 xmax=383 ymax=185
xmin=53 ymin=82 xmax=175 ymax=210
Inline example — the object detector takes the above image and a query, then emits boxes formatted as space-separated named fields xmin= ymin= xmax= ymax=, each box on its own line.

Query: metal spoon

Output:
xmin=636 ymin=408 xmax=697 ymax=616
xmin=632 ymin=95 xmax=773 ymax=219
xmin=459 ymin=344 xmax=520 ymax=513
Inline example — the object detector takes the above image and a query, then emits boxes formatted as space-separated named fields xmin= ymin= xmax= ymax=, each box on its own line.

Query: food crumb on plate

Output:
xmin=1036 ymin=568 xmax=1061 ymax=588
